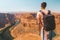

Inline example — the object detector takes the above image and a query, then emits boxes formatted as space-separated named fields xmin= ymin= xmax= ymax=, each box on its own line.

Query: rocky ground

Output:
xmin=0 ymin=12 xmax=60 ymax=40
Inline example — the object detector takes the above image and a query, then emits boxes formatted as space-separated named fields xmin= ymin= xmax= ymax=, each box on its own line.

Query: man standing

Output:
xmin=37 ymin=2 xmax=49 ymax=40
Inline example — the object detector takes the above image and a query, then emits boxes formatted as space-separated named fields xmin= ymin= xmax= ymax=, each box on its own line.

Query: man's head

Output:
xmin=41 ymin=2 xmax=47 ymax=9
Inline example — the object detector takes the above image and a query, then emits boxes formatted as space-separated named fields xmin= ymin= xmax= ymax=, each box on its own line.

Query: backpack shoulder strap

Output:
xmin=39 ymin=10 xmax=45 ymax=15
xmin=40 ymin=10 xmax=51 ymax=15
xmin=48 ymin=10 xmax=51 ymax=14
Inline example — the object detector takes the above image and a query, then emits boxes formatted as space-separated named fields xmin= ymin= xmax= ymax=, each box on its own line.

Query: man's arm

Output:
xmin=36 ymin=12 xmax=40 ymax=24
xmin=37 ymin=12 xmax=43 ymax=35
xmin=36 ymin=12 xmax=42 ymax=25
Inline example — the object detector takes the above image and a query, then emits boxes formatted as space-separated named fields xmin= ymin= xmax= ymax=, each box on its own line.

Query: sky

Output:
xmin=0 ymin=0 xmax=60 ymax=12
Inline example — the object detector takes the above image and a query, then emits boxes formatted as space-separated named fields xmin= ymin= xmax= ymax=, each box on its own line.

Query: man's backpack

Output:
xmin=40 ymin=10 xmax=56 ymax=31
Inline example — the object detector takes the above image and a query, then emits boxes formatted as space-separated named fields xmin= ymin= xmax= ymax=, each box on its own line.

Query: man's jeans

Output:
xmin=41 ymin=27 xmax=56 ymax=40
xmin=41 ymin=27 xmax=49 ymax=40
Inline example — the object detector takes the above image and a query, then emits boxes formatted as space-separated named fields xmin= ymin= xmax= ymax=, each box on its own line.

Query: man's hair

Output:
xmin=41 ymin=2 xmax=47 ymax=9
